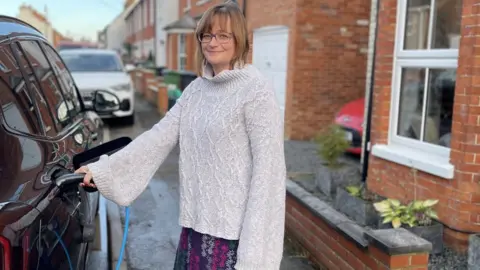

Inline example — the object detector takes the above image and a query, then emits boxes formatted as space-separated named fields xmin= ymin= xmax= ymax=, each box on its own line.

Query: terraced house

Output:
xmin=366 ymin=0 xmax=479 ymax=251
xmin=164 ymin=0 xmax=371 ymax=141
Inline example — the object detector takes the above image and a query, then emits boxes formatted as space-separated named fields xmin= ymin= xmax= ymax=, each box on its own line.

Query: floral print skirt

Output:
xmin=173 ymin=227 xmax=239 ymax=270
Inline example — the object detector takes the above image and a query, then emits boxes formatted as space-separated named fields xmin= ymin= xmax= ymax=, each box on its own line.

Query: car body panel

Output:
xmin=335 ymin=98 xmax=365 ymax=155
xmin=0 ymin=16 xmax=104 ymax=270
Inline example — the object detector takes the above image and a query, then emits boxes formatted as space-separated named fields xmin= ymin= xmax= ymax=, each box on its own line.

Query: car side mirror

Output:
xmin=93 ymin=90 xmax=120 ymax=113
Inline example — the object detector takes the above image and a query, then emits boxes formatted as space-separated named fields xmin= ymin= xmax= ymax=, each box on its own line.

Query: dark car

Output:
xmin=0 ymin=16 xmax=126 ymax=270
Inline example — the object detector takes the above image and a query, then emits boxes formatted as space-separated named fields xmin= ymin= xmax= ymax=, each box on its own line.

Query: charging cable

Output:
xmin=116 ymin=206 xmax=130 ymax=270
xmin=49 ymin=224 xmax=74 ymax=270
xmin=52 ymin=173 xmax=131 ymax=270
xmin=50 ymin=206 xmax=130 ymax=270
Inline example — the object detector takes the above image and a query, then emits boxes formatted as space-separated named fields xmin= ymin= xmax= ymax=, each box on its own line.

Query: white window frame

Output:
xmin=178 ymin=34 xmax=187 ymax=70
xmin=184 ymin=0 xmax=192 ymax=12
xmin=143 ymin=1 xmax=147 ymax=29
xmin=150 ymin=0 xmax=154 ymax=26
xmin=372 ymin=0 xmax=460 ymax=179
xmin=196 ymin=0 xmax=211 ymax=6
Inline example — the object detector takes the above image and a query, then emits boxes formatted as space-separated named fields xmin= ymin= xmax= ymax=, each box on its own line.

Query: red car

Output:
xmin=335 ymin=98 xmax=365 ymax=155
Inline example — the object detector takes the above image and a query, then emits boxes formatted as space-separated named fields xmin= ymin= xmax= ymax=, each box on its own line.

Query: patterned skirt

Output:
xmin=173 ymin=227 xmax=239 ymax=270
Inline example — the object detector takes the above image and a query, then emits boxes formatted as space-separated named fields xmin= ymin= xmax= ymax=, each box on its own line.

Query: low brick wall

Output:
xmin=133 ymin=70 xmax=144 ymax=95
xmin=157 ymin=83 xmax=168 ymax=115
xmin=145 ymin=77 xmax=158 ymax=105
xmin=286 ymin=181 xmax=432 ymax=270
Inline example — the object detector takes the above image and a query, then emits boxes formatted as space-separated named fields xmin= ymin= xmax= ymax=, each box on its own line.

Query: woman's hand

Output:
xmin=75 ymin=166 xmax=96 ymax=188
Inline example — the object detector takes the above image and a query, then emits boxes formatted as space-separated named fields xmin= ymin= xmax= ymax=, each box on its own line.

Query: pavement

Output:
xmin=104 ymin=94 xmax=317 ymax=270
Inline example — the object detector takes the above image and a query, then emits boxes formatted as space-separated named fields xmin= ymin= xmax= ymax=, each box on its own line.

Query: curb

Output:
xmin=107 ymin=200 xmax=128 ymax=270
xmin=103 ymin=126 xmax=128 ymax=270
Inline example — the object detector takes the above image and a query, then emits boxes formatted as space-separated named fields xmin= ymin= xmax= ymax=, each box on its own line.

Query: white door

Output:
xmin=253 ymin=26 xmax=289 ymax=119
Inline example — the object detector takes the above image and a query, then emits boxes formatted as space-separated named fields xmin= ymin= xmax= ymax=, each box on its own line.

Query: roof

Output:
xmin=59 ymin=48 xmax=118 ymax=55
xmin=19 ymin=4 xmax=49 ymax=24
xmin=124 ymin=0 xmax=141 ymax=19
xmin=164 ymin=14 xmax=197 ymax=33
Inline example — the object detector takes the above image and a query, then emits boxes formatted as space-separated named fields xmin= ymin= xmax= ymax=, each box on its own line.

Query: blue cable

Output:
xmin=51 ymin=205 xmax=130 ymax=270
xmin=116 ymin=206 xmax=130 ymax=270
xmin=52 ymin=229 xmax=74 ymax=270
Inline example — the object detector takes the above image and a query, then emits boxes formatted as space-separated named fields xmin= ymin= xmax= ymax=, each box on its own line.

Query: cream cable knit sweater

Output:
xmin=88 ymin=64 xmax=286 ymax=269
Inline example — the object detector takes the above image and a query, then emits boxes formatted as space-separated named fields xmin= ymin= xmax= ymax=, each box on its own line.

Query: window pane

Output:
xmin=404 ymin=0 xmax=431 ymax=50
xmin=424 ymin=69 xmax=455 ymax=147
xmin=42 ymin=44 xmax=82 ymax=116
xmin=397 ymin=68 xmax=426 ymax=140
xmin=431 ymin=0 xmax=462 ymax=49
xmin=20 ymin=40 xmax=72 ymax=130
xmin=404 ymin=0 xmax=463 ymax=50
xmin=180 ymin=57 xmax=187 ymax=70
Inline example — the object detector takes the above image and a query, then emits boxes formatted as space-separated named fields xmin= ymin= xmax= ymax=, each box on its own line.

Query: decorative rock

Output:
xmin=468 ymin=234 xmax=480 ymax=270
xmin=315 ymin=163 xmax=360 ymax=197
xmin=335 ymin=187 xmax=379 ymax=227
xmin=374 ymin=220 xmax=444 ymax=254
xmin=406 ymin=221 xmax=444 ymax=255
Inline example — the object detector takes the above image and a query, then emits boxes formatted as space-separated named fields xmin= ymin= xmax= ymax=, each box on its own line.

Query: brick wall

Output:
xmin=247 ymin=0 xmax=370 ymax=140
xmin=289 ymin=1 xmax=370 ymax=140
xmin=286 ymin=183 xmax=431 ymax=270
xmin=367 ymin=0 xmax=480 ymax=251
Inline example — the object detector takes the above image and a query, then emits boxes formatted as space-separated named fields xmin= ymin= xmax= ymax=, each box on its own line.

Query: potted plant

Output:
xmin=314 ymin=124 xmax=360 ymax=197
xmin=374 ymin=199 xmax=444 ymax=254
xmin=334 ymin=184 xmax=382 ymax=227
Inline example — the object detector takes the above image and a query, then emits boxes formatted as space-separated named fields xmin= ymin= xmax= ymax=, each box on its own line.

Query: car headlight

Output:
xmin=111 ymin=83 xmax=131 ymax=91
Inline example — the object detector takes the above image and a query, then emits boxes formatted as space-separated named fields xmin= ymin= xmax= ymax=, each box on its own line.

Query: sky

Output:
xmin=3 ymin=0 xmax=125 ymax=41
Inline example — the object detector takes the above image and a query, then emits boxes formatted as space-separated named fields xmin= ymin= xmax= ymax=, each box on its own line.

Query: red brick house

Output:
xmin=366 ymin=0 xmax=478 ymax=251
xmin=165 ymin=0 xmax=371 ymax=140
xmin=124 ymin=0 xmax=156 ymax=60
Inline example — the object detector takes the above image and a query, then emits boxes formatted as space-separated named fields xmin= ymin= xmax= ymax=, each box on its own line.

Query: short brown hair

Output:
xmin=195 ymin=1 xmax=250 ymax=76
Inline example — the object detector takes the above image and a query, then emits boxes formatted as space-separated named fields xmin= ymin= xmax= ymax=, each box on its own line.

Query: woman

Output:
xmin=76 ymin=2 xmax=286 ymax=269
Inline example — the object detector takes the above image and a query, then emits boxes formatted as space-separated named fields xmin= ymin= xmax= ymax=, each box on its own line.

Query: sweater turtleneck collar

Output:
xmin=201 ymin=61 xmax=253 ymax=84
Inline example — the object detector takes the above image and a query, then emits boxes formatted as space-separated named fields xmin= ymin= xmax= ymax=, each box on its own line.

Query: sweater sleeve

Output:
xmin=86 ymin=86 xmax=191 ymax=206
xmin=235 ymin=79 xmax=286 ymax=270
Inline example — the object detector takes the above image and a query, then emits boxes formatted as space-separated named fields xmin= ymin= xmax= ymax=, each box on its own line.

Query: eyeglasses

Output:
xmin=198 ymin=33 xmax=233 ymax=43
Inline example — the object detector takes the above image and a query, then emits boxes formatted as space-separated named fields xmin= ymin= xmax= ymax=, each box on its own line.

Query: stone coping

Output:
xmin=286 ymin=180 xmax=432 ymax=255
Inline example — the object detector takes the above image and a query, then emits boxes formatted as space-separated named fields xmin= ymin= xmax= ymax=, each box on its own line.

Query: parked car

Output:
xmin=56 ymin=41 xmax=98 ymax=51
xmin=0 ymin=16 xmax=126 ymax=270
xmin=335 ymin=98 xmax=365 ymax=155
xmin=59 ymin=49 xmax=135 ymax=125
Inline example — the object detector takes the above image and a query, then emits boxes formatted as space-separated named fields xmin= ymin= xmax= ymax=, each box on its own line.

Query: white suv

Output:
xmin=60 ymin=49 xmax=135 ymax=125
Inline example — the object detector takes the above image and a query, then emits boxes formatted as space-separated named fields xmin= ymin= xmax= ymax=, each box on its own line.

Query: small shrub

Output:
xmin=373 ymin=199 xmax=439 ymax=228
xmin=346 ymin=185 xmax=362 ymax=197
xmin=345 ymin=184 xmax=380 ymax=202
xmin=314 ymin=124 xmax=350 ymax=168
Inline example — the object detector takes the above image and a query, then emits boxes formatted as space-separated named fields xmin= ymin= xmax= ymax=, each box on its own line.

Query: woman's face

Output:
xmin=201 ymin=16 xmax=236 ymax=70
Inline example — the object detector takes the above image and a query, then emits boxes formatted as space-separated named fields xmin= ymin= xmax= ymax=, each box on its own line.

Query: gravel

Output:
xmin=429 ymin=248 xmax=468 ymax=270
xmin=284 ymin=140 xmax=469 ymax=270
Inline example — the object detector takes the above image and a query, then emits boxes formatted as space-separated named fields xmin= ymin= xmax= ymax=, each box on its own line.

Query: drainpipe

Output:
xmin=361 ymin=0 xmax=381 ymax=183
xmin=243 ymin=0 xmax=247 ymax=17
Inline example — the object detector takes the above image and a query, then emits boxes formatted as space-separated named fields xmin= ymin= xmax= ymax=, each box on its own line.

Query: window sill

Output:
xmin=371 ymin=144 xmax=454 ymax=179
xmin=196 ymin=0 xmax=211 ymax=6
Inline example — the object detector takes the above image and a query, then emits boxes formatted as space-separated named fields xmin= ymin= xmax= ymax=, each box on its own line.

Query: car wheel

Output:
xmin=120 ymin=114 xmax=135 ymax=126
